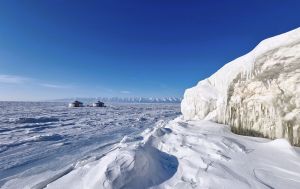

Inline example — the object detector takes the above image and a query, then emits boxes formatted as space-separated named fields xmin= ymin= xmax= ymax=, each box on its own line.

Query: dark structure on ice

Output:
xmin=92 ymin=101 xmax=105 ymax=107
xmin=69 ymin=100 xmax=84 ymax=107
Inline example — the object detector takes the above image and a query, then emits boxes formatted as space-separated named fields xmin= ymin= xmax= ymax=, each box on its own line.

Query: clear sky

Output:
xmin=0 ymin=0 xmax=300 ymax=101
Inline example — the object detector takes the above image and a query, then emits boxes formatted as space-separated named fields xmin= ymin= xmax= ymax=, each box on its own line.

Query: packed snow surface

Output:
xmin=40 ymin=117 xmax=300 ymax=189
xmin=0 ymin=102 xmax=180 ymax=188
xmin=181 ymin=28 xmax=300 ymax=145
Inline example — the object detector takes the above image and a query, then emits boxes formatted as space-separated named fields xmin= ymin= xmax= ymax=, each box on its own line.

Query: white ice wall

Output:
xmin=181 ymin=28 xmax=300 ymax=145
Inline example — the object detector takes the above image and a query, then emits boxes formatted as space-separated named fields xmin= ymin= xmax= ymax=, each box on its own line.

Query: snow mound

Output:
xmin=46 ymin=124 xmax=178 ymax=189
xmin=181 ymin=28 xmax=300 ymax=145
xmin=102 ymin=145 xmax=177 ymax=189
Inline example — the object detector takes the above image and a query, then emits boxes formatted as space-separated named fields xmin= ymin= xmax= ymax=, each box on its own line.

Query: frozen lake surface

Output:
xmin=0 ymin=102 xmax=180 ymax=188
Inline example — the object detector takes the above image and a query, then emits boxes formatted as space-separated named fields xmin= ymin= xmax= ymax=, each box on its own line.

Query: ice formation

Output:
xmin=181 ymin=28 xmax=300 ymax=145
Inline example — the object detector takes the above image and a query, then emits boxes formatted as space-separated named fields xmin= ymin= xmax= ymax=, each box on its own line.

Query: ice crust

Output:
xmin=181 ymin=28 xmax=300 ymax=145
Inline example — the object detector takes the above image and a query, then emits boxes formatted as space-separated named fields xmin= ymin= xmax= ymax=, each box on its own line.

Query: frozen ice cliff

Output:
xmin=181 ymin=28 xmax=300 ymax=145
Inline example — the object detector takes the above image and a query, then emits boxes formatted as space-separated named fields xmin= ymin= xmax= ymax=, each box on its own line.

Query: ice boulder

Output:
xmin=181 ymin=28 xmax=300 ymax=145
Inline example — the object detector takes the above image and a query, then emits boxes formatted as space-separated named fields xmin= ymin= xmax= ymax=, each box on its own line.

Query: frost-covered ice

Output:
xmin=0 ymin=102 xmax=180 ymax=188
xmin=41 ymin=117 xmax=300 ymax=189
xmin=181 ymin=28 xmax=300 ymax=145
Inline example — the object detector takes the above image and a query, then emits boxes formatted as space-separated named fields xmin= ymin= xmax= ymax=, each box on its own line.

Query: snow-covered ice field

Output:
xmin=1 ymin=102 xmax=300 ymax=189
xmin=0 ymin=102 xmax=180 ymax=188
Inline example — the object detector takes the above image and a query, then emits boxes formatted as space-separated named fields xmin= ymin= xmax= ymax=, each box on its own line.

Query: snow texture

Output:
xmin=41 ymin=117 xmax=300 ymax=189
xmin=0 ymin=102 xmax=180 ymax=188
xmin=181 ymin=28 xmax=300 ymax=145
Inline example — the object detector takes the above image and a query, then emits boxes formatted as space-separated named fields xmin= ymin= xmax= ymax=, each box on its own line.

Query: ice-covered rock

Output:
xmin=181 ymin=28 xmax=300 ymax=145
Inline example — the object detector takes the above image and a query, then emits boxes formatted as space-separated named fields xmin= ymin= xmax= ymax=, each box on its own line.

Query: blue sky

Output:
xmin=0 ymin=0 xmax=300 ymax=101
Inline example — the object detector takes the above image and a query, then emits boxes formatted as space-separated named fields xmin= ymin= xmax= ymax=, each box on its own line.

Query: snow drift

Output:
xmin=43 ymin=118 xmax=300 ymax=189
xmin=181 ymin=28 xmax=300 ymax=145
xmin=44 ymin=121 xmax=179 ymax=189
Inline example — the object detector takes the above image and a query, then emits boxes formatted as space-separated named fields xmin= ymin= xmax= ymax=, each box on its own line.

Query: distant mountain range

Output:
xmin=53 ymin=97 xmax=182 ymax=103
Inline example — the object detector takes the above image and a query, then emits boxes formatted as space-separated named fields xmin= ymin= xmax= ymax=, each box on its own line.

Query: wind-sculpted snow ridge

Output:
xmin=181 ymin=28 xmax=300 ymax=145
xmin=39 ymin=117 xmax=300 ymax=189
